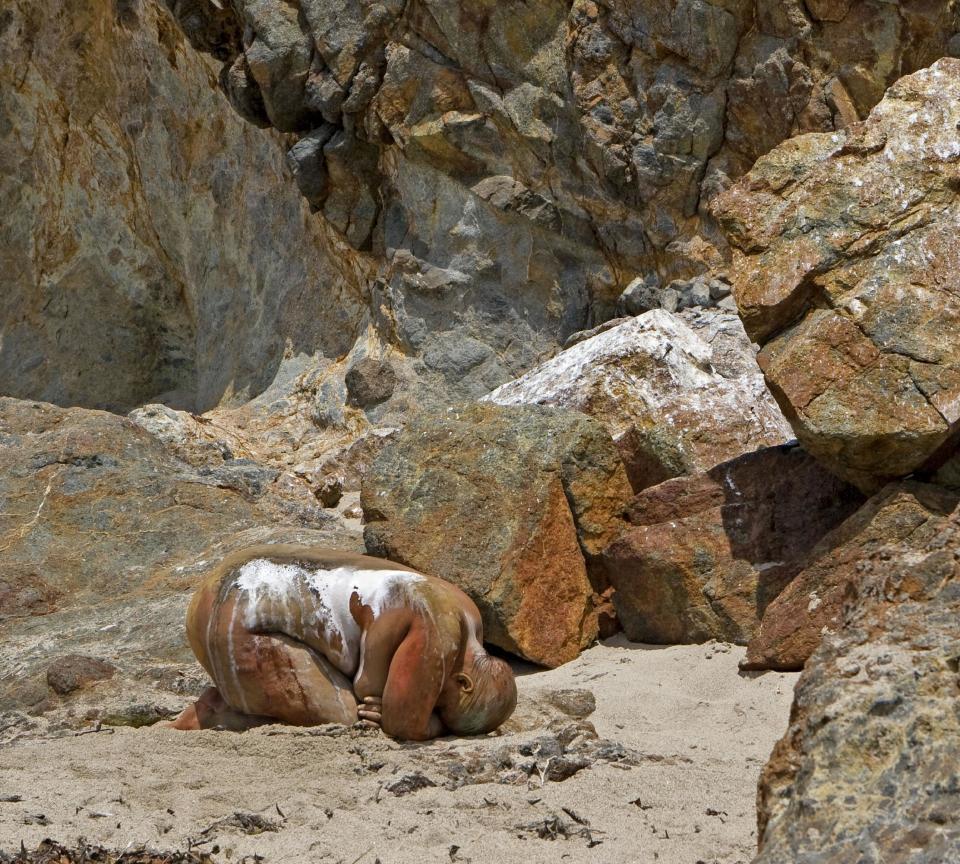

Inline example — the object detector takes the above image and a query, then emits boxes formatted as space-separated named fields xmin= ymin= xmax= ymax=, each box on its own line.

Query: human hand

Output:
xmin=358 ymin=695 xmax=383 ymax=729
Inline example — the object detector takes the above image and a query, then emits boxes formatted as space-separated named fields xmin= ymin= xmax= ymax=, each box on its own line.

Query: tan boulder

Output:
xmin=362 ymin=403 xmax=632 ymax=667
xmin=714 ymin=60 xmax=960 ymax=492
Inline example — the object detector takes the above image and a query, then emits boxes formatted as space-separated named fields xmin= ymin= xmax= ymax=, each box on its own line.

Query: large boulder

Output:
xmin=756 ymin=496 xmax=960 ymax=862
xmin=744 ymin=481 xmax=960 ymax=671
xmin=484 ymin=310 xmax=792 ymax=491
xmin=361 ymin=403 xmax=633 ymax=667
xmin=714 ymin=60 xmax=960 ymax=492
xmin=602 ymin=445 xmax=862 ymax=645
xmin=0 ymin=397 xmax=360 ymax=721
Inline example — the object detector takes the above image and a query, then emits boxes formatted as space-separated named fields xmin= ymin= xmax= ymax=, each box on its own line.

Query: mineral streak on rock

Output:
xmin=484 ymin=310 xmax=792 ymax=491
xmin=714 ymin=59 xmax=960 ymax=492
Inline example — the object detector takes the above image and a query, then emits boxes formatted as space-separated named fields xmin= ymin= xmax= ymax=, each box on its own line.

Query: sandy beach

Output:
xmin=0 ymin=637 xmax=796 ymax=864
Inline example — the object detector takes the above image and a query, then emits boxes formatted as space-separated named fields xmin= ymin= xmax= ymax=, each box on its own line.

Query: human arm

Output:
xmin=378 ymin=616 xmax=447 ymax=741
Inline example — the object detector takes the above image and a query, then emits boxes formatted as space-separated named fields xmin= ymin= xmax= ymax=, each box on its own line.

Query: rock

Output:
xmin=46 ymin=655 xmax=116 ymax=696
xmin=713 ymin=60 xmax=960 ymax=492
xmin=315 ymin=476 xmax=344 ymax=509
xmin=618 ymin=276 xmax=662 ymax=316
xmin=68 ymin=0 xmax=944 ymax=431
xmin=602 ymin=444 xmax=863 ymax=645
xmin=744 ymin=481 xmax=959 ymax=671
xmin=384 ymin=772 xmax=437 ymax=797
xmin=361 ymin=403 xmax=632 ymax=667
xmin=342 ymin=503 xmax=364 ymax=520
xmin=345 ymin=358 xmax=398 ymax=408
xmin=0 ymin=397 xmax=361 ymax=717
xmin=0 ymin=0 xmax=367 ymax=414
xmin=222 ymin=0 xmax=958 ymax=293
xmin=756 ymin=496 xmax=960 ymax=862
xmin=484 ymin=311 xmax=792 ymax=491
xmin=542 ymin=689 xmax=596 ymax=720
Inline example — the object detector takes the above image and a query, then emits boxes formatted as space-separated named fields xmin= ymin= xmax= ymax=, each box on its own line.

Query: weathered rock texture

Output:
xmin=0 ymin=0 xmax=368 ymax=414
xmin=602 ymin=445 xmax=863 ymax=644
xmin=756 ymin=491 xmax=960 ymax=862
xmin=0 ymin=397 xmax=359 ymax=718
xmin=361 ymin=403 xmax=632 ymax=667
xmin=715 ymin=59 xmax=960 ymax=492
xmin=485 ymin=310 xmax=792 ymax=491
xmin=6 ymin=0 xmax=960 ymax=426
xmin=222 ymin=0 xmax=959 ymax=287
xmin=745 ymin=481 xmax=959 ymax=671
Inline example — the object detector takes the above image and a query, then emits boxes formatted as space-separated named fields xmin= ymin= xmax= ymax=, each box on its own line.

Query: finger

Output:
xmin=362 ymin=696 xmax=383 ymax=706
xmin=357 ymin=719 xmax=380 ymax=729
xmin=358 ymin=710 xmax=382 ymax=722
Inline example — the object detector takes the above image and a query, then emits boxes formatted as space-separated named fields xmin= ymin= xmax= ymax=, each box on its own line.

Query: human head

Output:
xmin=438 ymin=651 xmax=517 ymax=735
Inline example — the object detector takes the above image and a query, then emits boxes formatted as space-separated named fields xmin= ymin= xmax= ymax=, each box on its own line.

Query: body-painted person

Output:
xmin=171 ymin=545 xmax=517 ymax=740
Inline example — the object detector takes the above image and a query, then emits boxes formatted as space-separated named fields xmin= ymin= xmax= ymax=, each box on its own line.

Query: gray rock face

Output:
xmin=756 ymin=489 xmax=960 ymax=862
xmin=6 ymin=0 xmax=959 ymax=429
xmin=0 ymin=0 xmax=368 ymax=414
xmin=0 ymin=397 xmax=360 ymax=721
xmin=223 ymin=0 xmax=957 ymax=300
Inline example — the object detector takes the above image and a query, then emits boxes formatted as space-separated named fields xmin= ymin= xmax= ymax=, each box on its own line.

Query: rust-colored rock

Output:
xmin=361 ymin=403 xmax=632 ymax=667
xmin=602 ymin=445 xmax=863 ymax=644
xmin=745 ymin=481 xmax=960 ymax=670
xmin=714 ymin=60 xmax=960 ymax=492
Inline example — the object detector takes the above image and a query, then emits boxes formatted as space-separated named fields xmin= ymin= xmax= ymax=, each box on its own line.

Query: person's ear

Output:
xmin=455 ymin=672 xmax=475 ymax=694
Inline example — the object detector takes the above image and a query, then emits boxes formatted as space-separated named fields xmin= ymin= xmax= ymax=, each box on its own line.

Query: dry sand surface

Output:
xmin=0 ymin=637 xmax=797 ymax=864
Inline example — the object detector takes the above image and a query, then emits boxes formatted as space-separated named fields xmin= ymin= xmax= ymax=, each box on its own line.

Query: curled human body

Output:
xmin=171 ymin=546 xmax=517 ymax=741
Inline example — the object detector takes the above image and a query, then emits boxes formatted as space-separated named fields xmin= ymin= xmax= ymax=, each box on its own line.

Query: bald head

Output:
xmin=440 ymin=653 xmax=517 ymax=735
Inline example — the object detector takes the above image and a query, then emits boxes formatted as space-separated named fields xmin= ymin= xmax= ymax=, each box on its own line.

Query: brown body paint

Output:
xmin=171 ymin=545 xmax=517 ymax=741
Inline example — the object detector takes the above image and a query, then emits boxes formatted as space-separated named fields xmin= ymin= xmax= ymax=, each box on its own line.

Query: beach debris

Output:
xmin=0 ymin=840 xmax=214 ymax=863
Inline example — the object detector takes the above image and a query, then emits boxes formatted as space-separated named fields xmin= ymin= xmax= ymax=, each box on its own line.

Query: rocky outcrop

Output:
xmin=0 ymin=397 xmax=360 ymax=719
xmin=6 ymin=0 xmax=959 ymax=430
xmin=0 ymin=0 xmax=369 ymax=414
xmin=84 ymin=0 xmax=952 ymax=426
xmin=602 ymin=445 xmax=863 ymax=645
xmin=485 ymin=310 xmax=792 ymax=491
xmin=756 ymin=494 xmax=960 ymax=862
xmin=744 ymin=481 xmax=959 ymax=671
xmin=222 ymin=0 xmax=958 ymax=284
xmin=361 ymin=403 xmax=632 ymax=667
xmin=714 ymin=59 xmax=960 ymax=492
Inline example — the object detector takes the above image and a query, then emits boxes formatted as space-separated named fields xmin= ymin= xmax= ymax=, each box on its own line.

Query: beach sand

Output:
xmin=0 ymin=636 xmax=796 ymax=864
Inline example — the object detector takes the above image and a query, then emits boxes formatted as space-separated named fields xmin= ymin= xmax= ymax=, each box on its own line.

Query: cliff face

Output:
xmin=2 ymin=0 xmax=957 ymax=416
xmin=0 ymin=0 xmax=370 ymax=414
